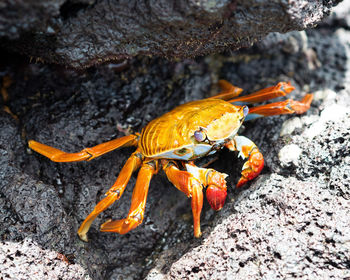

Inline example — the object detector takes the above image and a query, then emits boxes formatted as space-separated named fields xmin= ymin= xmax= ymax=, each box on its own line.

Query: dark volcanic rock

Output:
xmin=0 ymin=2 xmax=349 ymax=280
xmin=0 ymin=57 xmax=212 ymax=279
xmin=0 ymin=0 xmax=340 ymax=68
xmin=0 ymin=0 xmax=64 ymax=40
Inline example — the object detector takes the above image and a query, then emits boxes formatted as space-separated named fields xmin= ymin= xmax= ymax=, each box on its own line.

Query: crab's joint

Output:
xmin=132 ymin=212 xmax=142 ymax=222
xmin=162 ymin=159 xmax=177 ymax=170
xmin=83 ymin=149 xmax=96 ymax=161
xmin=99 ymin=160 xmax=156 ymax=235
xmin=106 ymin=188 xmax=121 ymax=198
xmin=134 ymin=152 xmax=144 ymax=161
xmin=184 ymin=165 xmax=228 ymax=210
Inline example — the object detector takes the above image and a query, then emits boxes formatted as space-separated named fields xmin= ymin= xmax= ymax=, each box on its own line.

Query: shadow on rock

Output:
xmin=1 ymin=7 xmax=350 ymax=279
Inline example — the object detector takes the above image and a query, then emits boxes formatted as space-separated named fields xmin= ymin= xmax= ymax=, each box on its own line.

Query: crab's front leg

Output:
xmin=225 ymin=136 xmax=264 ymax=188
xmin=162 ymin=160 xmax=228 ymax=238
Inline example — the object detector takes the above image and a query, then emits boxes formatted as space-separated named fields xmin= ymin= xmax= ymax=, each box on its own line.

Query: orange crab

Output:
xmin=28 ymin=80 xmax=313 ymax=241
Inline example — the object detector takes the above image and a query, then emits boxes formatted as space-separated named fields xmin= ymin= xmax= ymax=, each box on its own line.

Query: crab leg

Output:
xmin=77 ymin=150 xmax=143 ymax=242
xmin=162 ymin=161 xmax=203 ymax=238
xmin=99 ymin=160 xmax=158 ymax=235
xmin=209 ymin=80 xmax=243 ymax=101
xmin=227 ymin=82 xmax=296 ymax=104
xmin=162 ymin=160 xmax=227 ymax=237
xmin=245 ymin=94 xmax=314 ymax=120
xmin=226 ymin=136 xmax=264 ymax=188
xmin=28 ymin=134 xmax=139 ymax=162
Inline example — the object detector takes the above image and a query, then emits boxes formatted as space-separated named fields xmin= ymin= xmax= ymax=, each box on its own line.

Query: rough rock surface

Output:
xmin=145 ymin=2 xmax=350 ymax=278
xmin=147 ymin=118 xmax=350 ymax=279
xmin=1 ymin=2 xmax=350 ymax=280
xmin=0 ymin=239 xmax=88 ymax=280
xmin=0 ymin=0 xmax=340 ymax=68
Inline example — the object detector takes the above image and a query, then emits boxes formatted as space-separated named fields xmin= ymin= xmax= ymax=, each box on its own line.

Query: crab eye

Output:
xmin=243 ymin=106 xmax=249 ymax=117
xmin=194 ymin=130 xmax=206 ymax=142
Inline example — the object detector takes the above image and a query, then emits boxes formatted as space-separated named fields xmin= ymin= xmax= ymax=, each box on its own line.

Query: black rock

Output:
xmin=0 ymin=0 xmax=340 ymax=68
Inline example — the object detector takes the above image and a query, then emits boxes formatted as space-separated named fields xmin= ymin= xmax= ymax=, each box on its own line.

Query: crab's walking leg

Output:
xmin=227 ymin=82 xmax=296 ymax=104
xmin=28 ymin=134 xmax=139 ymax=162
xmin=226 ymin=136 xmax=264 ymax=188
xmin=208 ymin=80 xmax=243 ymax=100
xmin=162 ymin=160 xmax=228 ymax=238
xmin=245 ymin=94 xmax=314 ymax=120
xmin=162 ymin=161 xmax=203 ymax=238
xmin=100 ymin=160 xmax=158 ymax=235
xmin=77 ymin=150 xmax=143 ymax=242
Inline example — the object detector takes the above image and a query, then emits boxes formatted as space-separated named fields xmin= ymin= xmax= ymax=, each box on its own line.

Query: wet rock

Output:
xmin=0 ymin=0 xmax=340 ymax=68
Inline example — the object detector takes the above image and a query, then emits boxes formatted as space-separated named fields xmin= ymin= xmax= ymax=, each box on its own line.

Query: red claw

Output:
xmin=206 ymin=185 xmax=227 ymax=210
xmin=237 ymin=150 xmax=264 ymax=188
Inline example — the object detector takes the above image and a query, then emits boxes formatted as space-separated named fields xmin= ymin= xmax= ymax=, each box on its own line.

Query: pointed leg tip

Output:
xmin=236 ymin=179 xmax=246 ymax=188
xmin=28 ymin=140 xmax=39 ymax=149
xmin=100 ymin=219 xmax=112 ymax=231
xmin=194 ymin=230 xmax=202 ymax=238
xmin=304 ymin=93 xmax=314 ymax=105
xmin=78 ymin=232 xmax=88 ymax=242
xmin=279 ymin=82 xmax=295 ymax=94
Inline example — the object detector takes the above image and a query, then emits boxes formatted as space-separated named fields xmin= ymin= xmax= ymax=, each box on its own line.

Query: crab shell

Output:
xmin=139 ymin=99 xmax=246 ymax=160
xmin=139 ymin=99 xmax=247 ymax=209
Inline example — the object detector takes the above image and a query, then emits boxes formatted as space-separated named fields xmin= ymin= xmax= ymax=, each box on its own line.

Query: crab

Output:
xmin=28 ymin=80 xmax=313 ymax=241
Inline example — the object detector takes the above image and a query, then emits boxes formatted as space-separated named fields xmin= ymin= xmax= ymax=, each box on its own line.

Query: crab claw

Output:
xmin=237 ymin=150 xmax=264 ymax=188
xmin=184 ymin=166 xmax=228 ymax=211
xmin=206 ymin=184 xmax=227 ymax=210
xmin=205 ymin=170 xmax=228 ymax=210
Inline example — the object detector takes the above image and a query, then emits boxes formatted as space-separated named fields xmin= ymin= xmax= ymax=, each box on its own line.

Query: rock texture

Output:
xmin=0 ymin=0 xmax=339 ymax=68
xmin=1 ymin=1 xmax=349 ymax=280
xmin=145 ymin=2 xmax=350 ymax=278
xmin=147 ymin=117 xmax=350 ymax=279
xmin=156 ymin=174 xmax=350 ymax=279
xmin=0 ymin=239 xmax=87 ymax=280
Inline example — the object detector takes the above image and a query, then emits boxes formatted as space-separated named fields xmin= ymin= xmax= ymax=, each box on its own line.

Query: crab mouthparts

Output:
xmin=206 ymin=185 xmax=227 ymax=211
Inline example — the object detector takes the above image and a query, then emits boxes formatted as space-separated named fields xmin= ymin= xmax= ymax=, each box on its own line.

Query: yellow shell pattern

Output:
xmin=139 ymin=99 xmax=245 ymax=160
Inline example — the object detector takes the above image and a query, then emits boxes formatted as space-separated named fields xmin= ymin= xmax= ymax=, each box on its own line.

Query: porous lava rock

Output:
xmin=0 ymin=1 xmax=349 ymax=280
xmin=0 ymin=0 xmax=340 ymax=68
